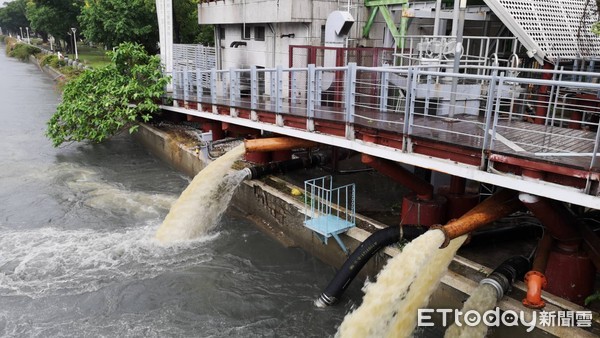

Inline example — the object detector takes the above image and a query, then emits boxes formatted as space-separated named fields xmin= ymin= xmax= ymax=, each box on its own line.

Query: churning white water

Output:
xmin=336 ymin=230 xmax=467 ymax=338
xmin=0 ymin=225 xmax=218 ymax=298
xmin=444 ymin=283 xmax=498 ymax=337
xmin=155 ymin=144 xmax=246 ymax=243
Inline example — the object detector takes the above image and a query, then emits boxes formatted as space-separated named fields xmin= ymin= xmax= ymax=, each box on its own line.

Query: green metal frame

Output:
xmin=363 ymin=0 xmax=410 ymax=49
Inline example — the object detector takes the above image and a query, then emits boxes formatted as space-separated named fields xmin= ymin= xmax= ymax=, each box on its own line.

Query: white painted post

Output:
xmin=345 ymin=63 xmax=356 ymax=140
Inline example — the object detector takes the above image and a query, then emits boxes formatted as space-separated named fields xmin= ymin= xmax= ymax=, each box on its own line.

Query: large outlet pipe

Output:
xmin=480 ymin=256 xmax=530 ymax=300
xmin=315 ymin=223 xmax=534 ymax=307
xmin=241 ymin=153 xmax=329 ymax=180
xmin=361 ymin=154 xmax=433 ymax=200
xmin=315 ymin=225 xmax=428 ymax=307
xmin=435 ymin=189 xmax=522 ymax=248
xmin=244 ymin=137 xmax=318 ymax=153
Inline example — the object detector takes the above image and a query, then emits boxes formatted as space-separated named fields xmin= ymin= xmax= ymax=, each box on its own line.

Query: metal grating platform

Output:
xmin=483 ymin=0 xmax=600 ymax=63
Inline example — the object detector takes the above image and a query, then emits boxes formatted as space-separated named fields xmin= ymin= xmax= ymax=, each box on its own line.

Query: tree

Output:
xmin=79 ymin=0 xmax=159 ymax=53
xmin=46 ymin=43 xmax=169 ymax=147
xmin=0 ymin=0 xmax=29 ymax=37
xmin=172 ymin=0 xmax=214 ymax=45
xmin=26 ymin=0 xmax=83 ymax=48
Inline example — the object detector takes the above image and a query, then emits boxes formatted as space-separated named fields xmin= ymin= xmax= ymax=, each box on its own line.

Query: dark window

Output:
xmin=219 ymin=27 xmax=225 ymax=40
xmin=320 ymin=25 xmax=326 ymax=45
xmin=254 ymin=26 xmax=265 ymax=41
xmin=242 ymin=25 xmax=251 ymax=40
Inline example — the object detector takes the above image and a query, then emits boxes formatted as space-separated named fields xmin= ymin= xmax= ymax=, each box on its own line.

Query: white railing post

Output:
xmin=196 ymin=68 xmax=202 ymax=104
xmin=251 ymin=65 xmax=258 ymax=111
xmin=270 ymin=70 xmax=277 ymax=105
xmin=276 ymin=65 xmax=283 ymax=113
xmin=345 ymin=63 xmax=357 ymax=140
xmin=379 ymin=66 xmax=389 ymax=112
xmin=210 ymin=68 xmax=218 ymax=114
xmin=316 ymin=70 xmax=323 ymax=106
xmin=183 ymin=67 xmax=189 ymax=102
xmin=490 ymin=72 xmax=506 ymax=154
xmin=482 ymin=69 xmax=499 ymax=156
xmin=307 ymin=64 xmax=316 ymax=132
xmin=172 ymin=71 xmax=179 ymax=100
xmin=291 ymin=70 xmax=298 ymax=106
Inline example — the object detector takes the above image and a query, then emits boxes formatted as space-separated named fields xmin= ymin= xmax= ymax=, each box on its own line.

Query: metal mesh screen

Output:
xmin=484 ymin=0 xmax=600 ymax=62
xmin=173 ymin=44 xmax=216 ymax=88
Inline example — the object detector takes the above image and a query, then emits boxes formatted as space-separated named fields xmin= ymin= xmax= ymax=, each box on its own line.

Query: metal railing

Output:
xmin=303 ymin=175 xmax=356 ymax=253
xmin=172 ymin=62 xmax=600 ymax=176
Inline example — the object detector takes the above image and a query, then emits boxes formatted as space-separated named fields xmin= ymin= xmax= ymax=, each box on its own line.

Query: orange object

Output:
xmin=523 ymin=271 xmax=547 ymax=309
xmin=436 ymin=189 xmax=522 ymax=247
xmin=244 ymin=137 xmax=317 ymax=153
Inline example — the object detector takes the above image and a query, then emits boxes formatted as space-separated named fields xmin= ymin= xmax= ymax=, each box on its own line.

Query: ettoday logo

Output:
xmin=418 ymin=308 xmax=593 ymax=332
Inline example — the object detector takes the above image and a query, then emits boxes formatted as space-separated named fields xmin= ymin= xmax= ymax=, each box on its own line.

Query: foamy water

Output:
xmin=0 ymin=225 xmax=218 ymax=298
xmin=444 ymin=283 xmax=498 ymax=337
xmin=336 ymin=230 xmax=467 ymax=338
xmin=155 ymin=144 xmax=247 ymax=243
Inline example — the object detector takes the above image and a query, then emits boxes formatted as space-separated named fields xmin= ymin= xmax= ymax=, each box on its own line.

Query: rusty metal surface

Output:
xmin=437 ymin=189 xmax=522 ymax=247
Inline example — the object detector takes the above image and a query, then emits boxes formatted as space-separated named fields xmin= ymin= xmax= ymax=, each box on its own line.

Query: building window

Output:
xmin=219 ymin=27 xmax=225 ymax=40
xmin=254 ymin=26 xmax=265 ymax=41
xmin=242 ymin=25 xmax=251 ymax=40
xmin=320 ymin=25 xmax=326 ymax=45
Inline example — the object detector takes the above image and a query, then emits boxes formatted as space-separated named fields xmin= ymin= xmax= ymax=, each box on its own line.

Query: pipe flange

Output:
xmin=480 ymin=274 xmax=509 ymax=300
xmin=430 ymin=225 xmax=450 ymax=248
xmin=524 ymin=270 xmax=547 ymax=288
xmin=315 ymin=293 xmax=336 ymax=308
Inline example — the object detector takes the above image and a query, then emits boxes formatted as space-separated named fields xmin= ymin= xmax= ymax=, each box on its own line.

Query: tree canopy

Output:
xmin=46 ymin=42 xmax=169 ymax=147
xmin=26 ymin=0 xmax=83 ymax=48
xmin=0 ymin=0 xmax=30 ymax=36
xmin=79 ymin=0 xmax=159 ymax=53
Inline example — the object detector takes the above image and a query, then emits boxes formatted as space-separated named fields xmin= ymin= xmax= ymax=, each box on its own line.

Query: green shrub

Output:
xmin=0 ymin=35 xmax=5 ymax=43
xmin=50 ymin=57 xmax=66 ymax=68
xmin=39 ymin=54 xmax=57 ymax=67
xmin=8 ymin=43 xmax=41 ymax=61
xmin=60 ymin=66 xmax=83 ymax=78
xmin=46 ymin=42 xmax=170 ymax=147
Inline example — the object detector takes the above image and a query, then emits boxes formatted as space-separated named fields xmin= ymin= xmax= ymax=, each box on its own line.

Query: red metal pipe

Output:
xmin=361 ymin=154 xmax=433 ymax=200
xmin=523 ymin=233 xmax=553 ymax=309
xmin=449 ymin=176 xmax=466 ymax=195
xmin=435 ymin=189 xmax=522 ymax=247
xmin=518 ymin=193 xmax=581 ymax=252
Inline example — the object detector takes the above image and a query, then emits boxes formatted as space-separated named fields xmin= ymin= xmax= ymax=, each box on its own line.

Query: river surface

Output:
xmin=0 ymin=49 xmax=357 ymax=337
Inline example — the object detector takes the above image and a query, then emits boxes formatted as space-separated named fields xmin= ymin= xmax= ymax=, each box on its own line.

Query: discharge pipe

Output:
xmin=434 ymin=189 xmax=522 ymax=248
xmin=244 ymin=137 xmax=317 ymax=153
xmin=241 ymin=153 xmax=329 ymax=180
xmin=480 ymin=256 xmax=530 ymax=300
xmin=315 ymin=223 xmax=535 ymax=307
xmin=315 ymin=225 xmax=428 ymax=307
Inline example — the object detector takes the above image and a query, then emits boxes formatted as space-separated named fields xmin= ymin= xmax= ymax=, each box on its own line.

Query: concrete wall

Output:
xmin=133 ymin=123 xmax=390 ymax=276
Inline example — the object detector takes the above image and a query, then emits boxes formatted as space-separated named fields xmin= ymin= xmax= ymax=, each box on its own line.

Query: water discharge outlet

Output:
xmin=480 ymin=256 xmax=530 ymax=300
xmin=445 ymin=256 xmax=530 ymax=337
xmin=315 ymin=225 xmax=428 ymax=307
xmin=155 ymin=144 xmax=247 ymax=244
xmin=434 ymin=189 xmax=522 ymax=248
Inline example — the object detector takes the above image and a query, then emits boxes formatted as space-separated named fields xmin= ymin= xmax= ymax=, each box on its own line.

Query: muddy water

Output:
xmin=0 ymin=49 xmax=355 ymax=336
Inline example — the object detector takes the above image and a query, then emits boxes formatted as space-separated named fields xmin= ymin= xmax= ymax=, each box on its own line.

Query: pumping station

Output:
xmin=148 ymin=0 xmax=600 ymax=336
